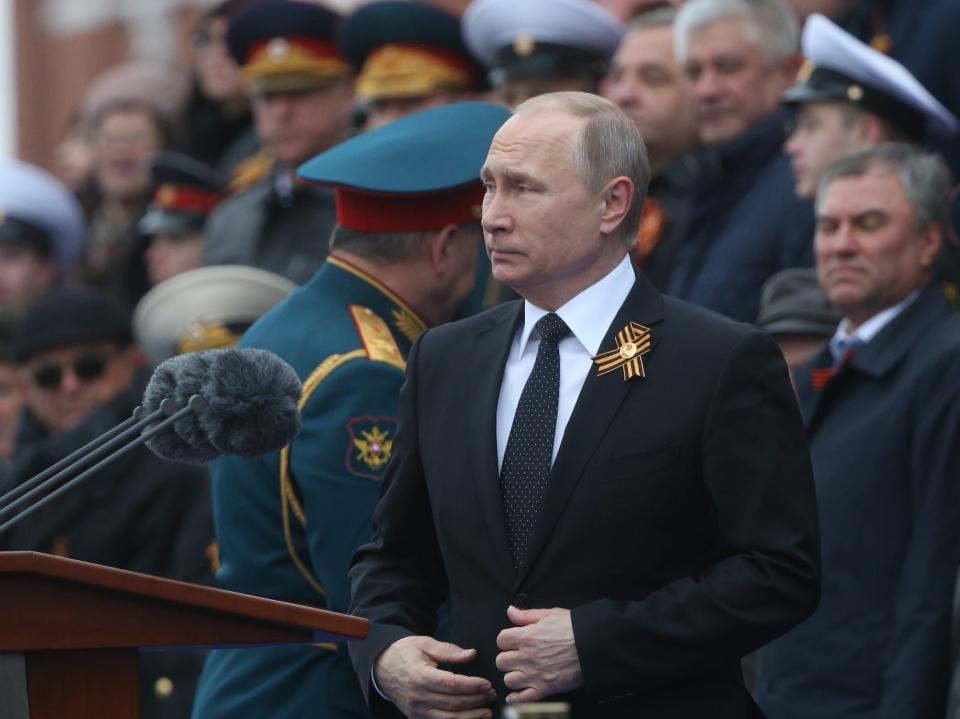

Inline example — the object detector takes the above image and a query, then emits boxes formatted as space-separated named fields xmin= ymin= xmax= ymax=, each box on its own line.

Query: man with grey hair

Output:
xmin=666 ymin=0 xmax=815 ymax=322
xmin=757 ymin=143 xmax=960 ymax=719
xmin=349 ymin=91 xmax=819 ymax=719
xmin=604 ymin=7 xmax=699 ymax=289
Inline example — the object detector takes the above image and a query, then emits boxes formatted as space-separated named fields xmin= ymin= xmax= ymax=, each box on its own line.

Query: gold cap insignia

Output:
xmin=154 ymin=677 xmax=174 ymax=699
xmin=847 ymin=84 xmax=864 ymax=102
xmin=592 ymin=322 xmax=652 ymax=381
xmin=870 ymin=31 xmax=892 ymax=55
xmin=156 ymin=184 xmax=177 ymax=207
xmin=267 ymin=37 xmax=289 ymax=61
xmin=513 ymin=35 xmax=536 ymax=57
xmin=177 ymin=320 xmax=240 ymax=355
xmin=796 ymin=59 xmax=814 ymax=84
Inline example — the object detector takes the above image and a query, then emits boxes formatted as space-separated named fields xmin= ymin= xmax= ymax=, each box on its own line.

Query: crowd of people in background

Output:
xmin=0 ymin=0 xmax=959 ymax=717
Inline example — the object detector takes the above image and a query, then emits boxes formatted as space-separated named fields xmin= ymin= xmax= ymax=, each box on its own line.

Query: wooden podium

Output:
xmin=0 ymin=552 xmax=368 ymax=719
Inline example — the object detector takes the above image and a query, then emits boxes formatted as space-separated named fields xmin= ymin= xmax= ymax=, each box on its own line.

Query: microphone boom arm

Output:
xmin=0 ymin=396 xmax=205 ymax=536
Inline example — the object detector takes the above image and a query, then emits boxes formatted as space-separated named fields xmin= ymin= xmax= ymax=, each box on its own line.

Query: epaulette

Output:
xmin=279 ymin=304 xmax=404 ymax=604
xmin=229 ymin=150 xmax=274 ymax=195
xmin=349 ymin=305 xmax=406 ymax=371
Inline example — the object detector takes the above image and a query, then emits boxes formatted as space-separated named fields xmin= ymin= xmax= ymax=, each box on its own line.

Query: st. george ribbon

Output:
xmin=0 ymin=347 xmax=303 ymax=535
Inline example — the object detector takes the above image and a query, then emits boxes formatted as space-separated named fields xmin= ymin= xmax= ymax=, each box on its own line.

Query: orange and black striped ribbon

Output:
xmin=811 ymin=347 xmax=855 ymax=390
xmin=592 ymin=322 xmax=652 ymax=380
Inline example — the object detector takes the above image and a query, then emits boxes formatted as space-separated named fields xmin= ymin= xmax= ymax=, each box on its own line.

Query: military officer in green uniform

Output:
xmin=191 ymin=101 xmax=511 ymax=719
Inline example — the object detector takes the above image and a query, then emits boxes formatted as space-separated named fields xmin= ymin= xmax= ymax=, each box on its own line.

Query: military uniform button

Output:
xmin=154 ymin=676 xmax=174 ymax=699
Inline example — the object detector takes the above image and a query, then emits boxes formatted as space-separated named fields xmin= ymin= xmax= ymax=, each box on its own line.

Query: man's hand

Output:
xmin=495 ymin=605 xmax=584 ymax=704
xmin=374 ymin=636 xmax=497 ymax=718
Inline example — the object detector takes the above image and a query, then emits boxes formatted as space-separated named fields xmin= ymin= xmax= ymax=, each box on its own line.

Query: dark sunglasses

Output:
xmin=30 ymin=353 xmax=111 ymax=389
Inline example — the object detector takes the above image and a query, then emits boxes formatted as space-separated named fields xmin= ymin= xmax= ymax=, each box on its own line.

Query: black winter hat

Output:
xmin=13 ymin=288 xmax=133 ymax=364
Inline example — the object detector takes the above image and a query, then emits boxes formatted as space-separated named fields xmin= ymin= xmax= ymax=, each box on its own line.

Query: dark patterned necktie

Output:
xmin=500 ymin=312 xmax=569 ymax=569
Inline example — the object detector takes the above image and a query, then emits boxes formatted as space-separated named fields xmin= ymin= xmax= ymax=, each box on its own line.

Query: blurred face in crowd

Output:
xmin=498 ymin=76 xmax=597 ymax=110
xmin=605 ymin=24 xmax=698 ymax=172
xmin=193 ymin=16 xmax=245 ymax=104
xmin=22 ymin=340 xmax=144 ymax=433
xmin=0 ymin=362 xmax=24 ymax=459
xmin=252 ymin=81 xmax=354 ymax=167
xmin=682 ymin=15 xmax=797 ymax=145
xmin=786 ymin=102 xmax=870 ymax=199
xmin=815 ymin=166 xmax=941 ymax=330
xmin=145 ymin=231 xmax=205 ymax=286
xmin=54 ymin=117 xmax=96 ymax=194
xmin=481 ymin=109 xmax=631 ymax=309
xmin=94 ymin=106 xmax=165 ymax=203
xmin=0 ymin=245 xmax=56 ymax=310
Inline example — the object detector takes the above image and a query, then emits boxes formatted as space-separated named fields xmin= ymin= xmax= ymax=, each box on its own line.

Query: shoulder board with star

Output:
xmin=349 ymin=305 xmax=406 ymax=371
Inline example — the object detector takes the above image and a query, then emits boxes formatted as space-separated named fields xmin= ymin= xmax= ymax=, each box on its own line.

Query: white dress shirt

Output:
xmin=828 ymin=290 xmax=919 ymax=362
xmin=496 ymin=255 xmax=636 ymax=470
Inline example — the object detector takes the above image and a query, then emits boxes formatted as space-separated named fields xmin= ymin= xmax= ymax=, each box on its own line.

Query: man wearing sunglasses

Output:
xmin=0 ymin=287 xmax=214 ymax=719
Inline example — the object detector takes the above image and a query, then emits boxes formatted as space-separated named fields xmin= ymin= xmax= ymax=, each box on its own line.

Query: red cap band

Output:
xmin=153 ymin=185 xmax=221 ymax=214
xmin=335 ymin=184 xmax=485 ymax=232
xmin=248 ymin=37 xmax=344 ymax=64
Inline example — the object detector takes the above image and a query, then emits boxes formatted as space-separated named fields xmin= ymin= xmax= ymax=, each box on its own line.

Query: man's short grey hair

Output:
xmin=329 ymin=226 xmax=428 ymax=262
xmin=329 ymin=223 xmax=484 ymax=263
xmin=816 ymin=143 xmax=954 ymax=234
xmin=674 ymin=0 xmax=799 ymax=65
xmin=514 ymin=92 xmax=650 ymax=246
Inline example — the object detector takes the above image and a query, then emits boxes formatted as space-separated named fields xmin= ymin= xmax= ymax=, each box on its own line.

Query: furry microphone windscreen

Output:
xmin=200 ymin=348 xmax=303 ymax=457
xmin=141 ymin=351 xmax=222 ymax=463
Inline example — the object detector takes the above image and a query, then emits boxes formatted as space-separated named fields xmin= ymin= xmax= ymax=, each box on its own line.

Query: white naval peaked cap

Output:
xmin=784 ymin=13 xmax=958 ymax=137
xmin=462 ymin=0 xmax=626 ymax=82
xmin=133 ymin=265 xmax=298 ymax=363
xmin=0 ymin=160 xmax=86 ymax=272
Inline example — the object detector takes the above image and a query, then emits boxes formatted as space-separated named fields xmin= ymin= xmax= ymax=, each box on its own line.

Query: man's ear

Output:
xmin=427 ymin=224 xmax=460 ymax=274
xmin=598 ymin=177 xmax=635 ymax=236
xmin=918 ymin=223 xmax=944 ymax=271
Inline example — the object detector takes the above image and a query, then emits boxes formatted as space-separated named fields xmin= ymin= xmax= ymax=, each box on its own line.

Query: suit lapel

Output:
xmin=469 ymin=302 xmax=524 ymax=578
xmin=516 ymin=273 xmax=665 ymax=586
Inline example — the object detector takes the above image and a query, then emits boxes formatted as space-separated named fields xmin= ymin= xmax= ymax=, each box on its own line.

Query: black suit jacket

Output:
xmin=349 ymin=273 xmax=820 ymax=718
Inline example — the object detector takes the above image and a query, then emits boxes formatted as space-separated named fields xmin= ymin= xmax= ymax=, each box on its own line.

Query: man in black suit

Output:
xmin=348 ymin=91 xmax=820 ymax=719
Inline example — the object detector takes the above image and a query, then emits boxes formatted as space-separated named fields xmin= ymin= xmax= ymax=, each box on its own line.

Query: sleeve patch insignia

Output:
xmin=346 ymin=416 xmax=398 ymax=480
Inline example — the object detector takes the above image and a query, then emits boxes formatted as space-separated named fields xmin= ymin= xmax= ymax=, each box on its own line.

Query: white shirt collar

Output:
xmin=829 ymin=290 xmax=920 ymax=355
xmin=518 ymin=255 xmax=636 ymax=356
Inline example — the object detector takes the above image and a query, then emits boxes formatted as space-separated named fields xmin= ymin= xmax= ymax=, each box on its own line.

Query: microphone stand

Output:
xmin=0 ymin=395 xmax=206 ymax=535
